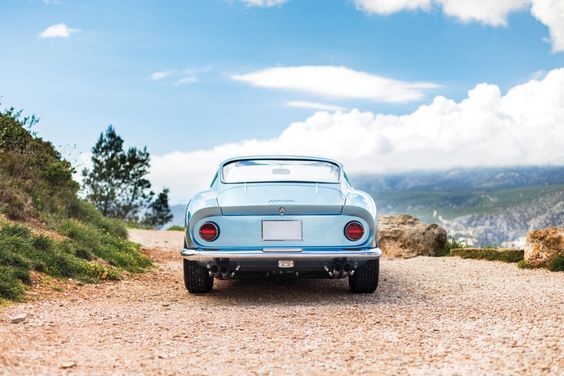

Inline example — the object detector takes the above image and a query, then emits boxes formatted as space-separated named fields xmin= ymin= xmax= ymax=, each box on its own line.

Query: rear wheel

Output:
xmin=183 ymin=259 xmax=213 ymax=293
xmin=349 ymin=258 xmax=379 ymax=293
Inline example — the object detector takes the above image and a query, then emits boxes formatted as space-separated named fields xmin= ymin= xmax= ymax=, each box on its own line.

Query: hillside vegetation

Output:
xmin=0 ymin=107 xmax=151 ymax=301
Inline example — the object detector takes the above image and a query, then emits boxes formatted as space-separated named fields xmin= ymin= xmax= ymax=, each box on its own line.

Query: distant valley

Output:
xmin=353 ymin=166 xmax=564 ymax=246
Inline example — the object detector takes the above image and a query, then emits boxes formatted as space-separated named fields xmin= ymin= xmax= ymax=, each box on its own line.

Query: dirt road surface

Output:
xmin=1 ymin=229 xmax=563 ymax=375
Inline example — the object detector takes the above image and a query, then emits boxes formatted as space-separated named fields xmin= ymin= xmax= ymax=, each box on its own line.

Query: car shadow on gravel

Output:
xmin=191 ymin=267 xmax=428 ymax=307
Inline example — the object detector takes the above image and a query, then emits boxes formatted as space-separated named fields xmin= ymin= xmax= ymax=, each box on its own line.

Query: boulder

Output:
xmin=524 ymin=227 xmax=563 ymax=268
xmin=378 ymin=215 xmax=447 ymax=258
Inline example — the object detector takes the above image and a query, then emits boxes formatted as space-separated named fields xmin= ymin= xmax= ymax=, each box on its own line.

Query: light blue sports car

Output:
xmin=181 ymin=156 xmax=381 ymax=293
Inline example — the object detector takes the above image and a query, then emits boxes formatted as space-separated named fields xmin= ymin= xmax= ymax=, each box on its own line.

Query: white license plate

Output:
xmin=262 ymin=220 xmax=302 ymax=241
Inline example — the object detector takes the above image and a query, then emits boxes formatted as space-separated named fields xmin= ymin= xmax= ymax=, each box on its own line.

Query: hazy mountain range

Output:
xmin=170 ymin=166 xmax=564 ymax=246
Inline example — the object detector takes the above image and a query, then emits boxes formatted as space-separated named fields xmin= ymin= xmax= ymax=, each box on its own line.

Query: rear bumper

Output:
xmin=180 ymin=247 xmax=382 ymax=262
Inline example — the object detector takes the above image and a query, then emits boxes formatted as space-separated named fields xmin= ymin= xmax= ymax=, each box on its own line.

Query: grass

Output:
xmin=167 ymin=225 xmax=184 ymax=231
xmin=450 ymin=247 xmax=524 ymax=263
xmin=435 ymin=237 xmax=468 ymax=257
xmin=0 ymin=221 xmax=151 ymax=301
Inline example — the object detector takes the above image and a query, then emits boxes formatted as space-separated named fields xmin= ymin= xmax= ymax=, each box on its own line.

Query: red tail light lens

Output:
xmin=199 ymin=222 xmax=219 ymax=242
xmin=345 ymin=221 xmax=364 ymax=241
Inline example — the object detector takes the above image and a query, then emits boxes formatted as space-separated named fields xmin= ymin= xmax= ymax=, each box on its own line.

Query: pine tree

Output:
xmin=82 ymin=126 xmax=154 ymax=221
xmin=143 ymin=188 xmax=173 ymax=228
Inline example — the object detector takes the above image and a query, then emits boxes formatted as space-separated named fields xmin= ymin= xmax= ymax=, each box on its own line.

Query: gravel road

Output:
xmin=1 ymin=229 xmax=563 ymax=375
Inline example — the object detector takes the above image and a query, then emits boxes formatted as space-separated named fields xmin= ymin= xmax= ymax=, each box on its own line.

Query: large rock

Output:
xmin=378 ymin=215 xmax=447 ymax=258
xmin=524 ymin=227 xmax=563 ymax=267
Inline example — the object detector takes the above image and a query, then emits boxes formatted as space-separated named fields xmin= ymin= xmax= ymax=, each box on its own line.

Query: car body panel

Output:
xmin=182 ymin=156 xmax=380 ymax=278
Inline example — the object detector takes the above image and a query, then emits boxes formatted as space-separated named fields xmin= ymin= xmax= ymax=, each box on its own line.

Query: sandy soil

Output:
xmin=1 ymin=229 xmax=563 ymax=375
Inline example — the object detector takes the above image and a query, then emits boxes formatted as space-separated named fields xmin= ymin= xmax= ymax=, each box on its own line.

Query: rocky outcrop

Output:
xmin=524 ymin=227 xmax=564 ymax=267
xmin=378 ymin=215 xmax=447 ymax=258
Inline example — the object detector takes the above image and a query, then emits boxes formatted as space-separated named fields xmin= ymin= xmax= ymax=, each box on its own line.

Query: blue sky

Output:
xmin=1 ymin=0 xmax=564 ymax=201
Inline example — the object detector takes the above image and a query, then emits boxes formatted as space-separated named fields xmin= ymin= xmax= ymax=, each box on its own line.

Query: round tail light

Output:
xmin=199 ymin=222 xmax=219 ymax=242
xmin=344 ymin=221 xmax=364 ymax=241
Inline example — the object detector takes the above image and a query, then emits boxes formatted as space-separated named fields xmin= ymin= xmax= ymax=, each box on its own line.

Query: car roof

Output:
xmin=219 ymin=155 xmax=342 ymax=168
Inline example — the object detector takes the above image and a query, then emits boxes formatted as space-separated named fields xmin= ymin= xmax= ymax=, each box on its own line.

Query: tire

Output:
xmin=349 ymin=258 xmax=379 ymax=293
xmin=183 ymin=259 xmax=213 ymax=293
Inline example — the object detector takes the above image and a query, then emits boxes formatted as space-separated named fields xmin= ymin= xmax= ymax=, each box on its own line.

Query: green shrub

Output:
xmin=0 ymin=220 xmax=151 ymax=300
xmin=0 ymin=266 xmax=26 ymax=301
xmin=0 ymin=223 xmax=32 ymax=239
xmin=548 ymin=255 xmax=564 ymax=272
xmin=517 ymin=260 xmax=530 ymax=269
xmin=436 ymin=237 xmax=468 ymax=257
xmin=69 ymin=200 xmax=128 ymax=239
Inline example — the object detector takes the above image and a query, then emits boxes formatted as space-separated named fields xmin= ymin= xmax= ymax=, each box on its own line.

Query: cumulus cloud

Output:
xmin=355 ymin=0 xmax=564 ymax=51
xmin=286 ymin=101 xmax=346 ymax=111
xmin=151 ymin=68 xmax=564 ymax=203
xmin=232 ymin=66 xmax=437 ymax=103
xmin=38 ymin=23 xmax=79 ymax=38
xmin=437 ymin=0 xmax=529 ymax=26
xmin=240 ymin=0 xmax=287 ymax=7
xmin=530 ymin=0 xmax=564 ymax=52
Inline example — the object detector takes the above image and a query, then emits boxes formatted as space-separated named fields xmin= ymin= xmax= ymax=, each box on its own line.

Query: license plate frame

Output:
xmin=261 ymin=220 xmax=303 ymax=241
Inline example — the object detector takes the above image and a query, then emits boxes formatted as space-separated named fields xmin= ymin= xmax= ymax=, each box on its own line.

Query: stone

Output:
xmin=60 ymin=362 xmax=77 ymax=369
xmin=10 ymin=313 xmax=27 ymax=324
xmin=524 ymin=227 xmax=564 ymax=267
xmin=378 ymin=215 xmax=447 ymax=258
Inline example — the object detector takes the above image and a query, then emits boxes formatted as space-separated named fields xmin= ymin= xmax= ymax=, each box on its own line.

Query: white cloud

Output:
xmin=355 ymin=0 xmax=564 ymax=51
xmin=355 ymin=0 xmax=431 ymax=15
xmin=437 ymin=0 xmax=529 ymax=26
xmin=149 ymin=68 xmax=209 ymax=85
xmin=232 ymin=66 xmax=438 ymax=103
xmin=240 ymin=0 xmax=287 ymax=7
xmin=530 ymin=0 xmax=564 ymax=52
xmin=38 ymin=23 xmax=79 ymax=38
xmin=174 ymin=76 xmax=198 ymax=85
xmin=150 ymin=71 xmax=172 ymax=81
xmin=151 ymin=68 xmax=564 ymax=203
xmin=286 ymin=101 xmax=346 ymax=111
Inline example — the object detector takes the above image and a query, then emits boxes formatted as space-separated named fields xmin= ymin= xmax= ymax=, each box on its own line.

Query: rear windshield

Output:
xmin=222 ymin=159 xmax=341 ymax=184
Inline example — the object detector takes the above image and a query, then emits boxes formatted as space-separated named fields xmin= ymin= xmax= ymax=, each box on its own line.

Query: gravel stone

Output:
xmin=9 ymin=313 xmax=26 ymax=324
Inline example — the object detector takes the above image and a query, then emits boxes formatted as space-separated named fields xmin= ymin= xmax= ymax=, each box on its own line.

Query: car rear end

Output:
xmin=181 ymin=157 xmax=381 ymax=293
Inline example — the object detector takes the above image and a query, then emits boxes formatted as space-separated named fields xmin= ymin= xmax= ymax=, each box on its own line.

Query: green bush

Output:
xmin=435 ymin=237 xmax=468 ymax=257
xmin=548 ymin=255 xmax=564 ymax=272
xmin=56 ymin=219 xmax=150 ymax=273
xmin=0 ymin=221 xmax=149 ymax=301
xmin=0 ymin=266 xmax=27 ymax=301
xmin=0 ymin=106 xmax=79 ymax=221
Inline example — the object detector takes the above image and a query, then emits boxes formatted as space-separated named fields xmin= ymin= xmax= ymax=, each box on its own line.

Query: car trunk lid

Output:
xmin=218 ymin=183 xmax=345 ymax=215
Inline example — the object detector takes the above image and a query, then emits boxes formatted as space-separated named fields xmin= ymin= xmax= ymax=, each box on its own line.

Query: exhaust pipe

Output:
xmin=209 ymin=264 xmax=220 ymax=278
xmin=340 ymin=263 xmax=352 ymax=278
xmin=329 ymin=263 xmax=353 ymax=278
xmin=220 ymin=265 xmax=230 ymax=279
xmin=209 ymin=264 xmax=240 ymax=279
